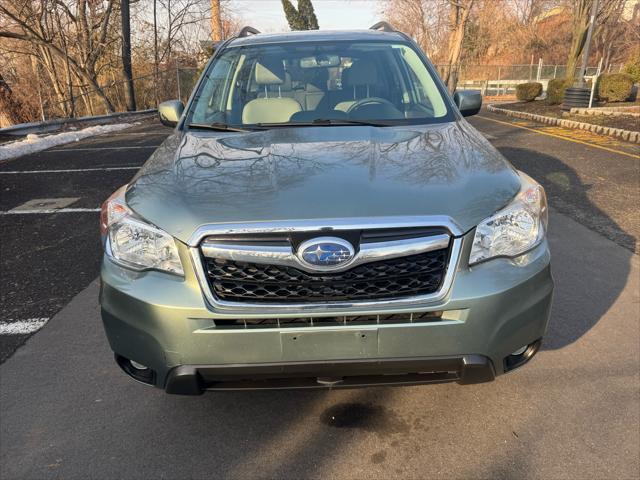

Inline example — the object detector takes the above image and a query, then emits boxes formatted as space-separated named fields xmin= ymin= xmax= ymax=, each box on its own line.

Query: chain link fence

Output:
xmin=436 ymin=63 xmax=624 ymax=95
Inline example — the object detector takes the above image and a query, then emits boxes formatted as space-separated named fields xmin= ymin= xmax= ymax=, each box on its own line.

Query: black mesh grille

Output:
xmin=202 ymin=248 xmax=449 ymax=303
xmin=213 ymin=311 xmax=443 ymax=329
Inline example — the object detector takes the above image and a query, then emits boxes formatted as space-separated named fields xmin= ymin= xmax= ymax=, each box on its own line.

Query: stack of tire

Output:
xmin=561 ymin=87 xmax=591 ymax=111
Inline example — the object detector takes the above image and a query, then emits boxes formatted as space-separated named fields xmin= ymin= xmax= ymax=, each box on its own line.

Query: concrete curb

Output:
xmin=569 ymin=106 xmax=640 ymax=118
xmin=487 ymin=104 xmax=640 ymax=144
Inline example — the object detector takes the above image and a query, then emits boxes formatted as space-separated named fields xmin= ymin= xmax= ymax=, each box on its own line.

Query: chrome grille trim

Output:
xmin=200 ymin=233 xmax=450 ymax=273
xmin=186 ymin=215 xmax=464 ymax=246
xmin=190 ymin=236 xmax=462 ymax=316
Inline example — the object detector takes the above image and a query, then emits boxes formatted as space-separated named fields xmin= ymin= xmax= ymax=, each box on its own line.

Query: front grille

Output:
xmin=203 ymin=248 xmax=449 ymax=303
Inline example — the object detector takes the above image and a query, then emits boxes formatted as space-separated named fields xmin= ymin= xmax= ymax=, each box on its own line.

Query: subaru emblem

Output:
xmin=297 ymin=237 xmax=355 ymax=271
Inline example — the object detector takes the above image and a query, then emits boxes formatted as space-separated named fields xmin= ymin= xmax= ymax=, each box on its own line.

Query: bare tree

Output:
xmin=383 ymin=0 xmax=475 ymax=90
xmin=593 ymin=0 xmax=638 ymax=70
xmin=0 ymin=0 xmax=117 ymax=112
xmin=381 ymin=0 xmax=450 ymax=61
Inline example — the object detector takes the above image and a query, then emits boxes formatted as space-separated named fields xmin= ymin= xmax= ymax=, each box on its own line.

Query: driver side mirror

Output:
xmin=453 ymin=90 xmax=482 ymax=117
xmin=158 ymin=100 xmax=184 ymax=127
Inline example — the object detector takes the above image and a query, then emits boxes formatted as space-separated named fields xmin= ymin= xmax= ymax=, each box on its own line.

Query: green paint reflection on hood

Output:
xmin=127 ymin=121 xmax=521 ymax=243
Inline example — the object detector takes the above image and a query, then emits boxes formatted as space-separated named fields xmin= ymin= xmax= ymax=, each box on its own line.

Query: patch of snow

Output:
xmin=0 ymin=123 xmax=133 ymax=161
xmin=0 ymin=318 xmax=49 ymax=335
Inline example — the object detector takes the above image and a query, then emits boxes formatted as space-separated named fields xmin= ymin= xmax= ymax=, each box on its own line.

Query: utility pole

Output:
xmin=153 ymin=0 xmax=159 ymax=106
xmin=578 ymin=0 xmax=599 ymax=88
xmin=121 ymin=0 xmax=136 ymax=111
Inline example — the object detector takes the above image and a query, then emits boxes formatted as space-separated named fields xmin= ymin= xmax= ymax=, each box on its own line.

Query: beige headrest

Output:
xmin=242 ymin=97 xmax=302 ymax=124
xmin=255 ymin=59 xmax=286 ymax=85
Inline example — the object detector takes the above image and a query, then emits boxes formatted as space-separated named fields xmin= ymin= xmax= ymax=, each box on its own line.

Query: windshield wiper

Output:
xmin=309 ymin=118 xmax=394 ymax=127
xmin=187 ymin=122 xmax=251 ymax=132
xmin=251 ymin=119 xmax=395 ymax=128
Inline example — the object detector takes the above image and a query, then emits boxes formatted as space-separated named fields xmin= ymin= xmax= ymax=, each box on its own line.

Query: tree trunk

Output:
xmin=79 ymin=67 xmax=115 ymax=113
xmin=166 ymin=0 xmax=173 ymax=64
xmin=38 ymin=46 xmax=69 ymax=117
xmin=120 ymin=0 xmax=136 ymax=111
xmin=211 ymin=0 xmax=223 ymax=41
xmin=443 ymin=0 xmax=474 ymax=92
xmin=55 ymin=7 xmax=76 ymax=117
xmin=565 ymin=0 xmax=594 ymax=83
xmin=74 ymin=75 xmax=95 ymax=117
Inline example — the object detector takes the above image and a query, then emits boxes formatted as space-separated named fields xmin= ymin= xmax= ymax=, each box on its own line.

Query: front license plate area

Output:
xmin=281 ymin=329 xmax=378 ymax=361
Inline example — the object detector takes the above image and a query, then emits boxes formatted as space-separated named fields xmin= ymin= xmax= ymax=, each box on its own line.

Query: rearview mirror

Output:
xmin=300 ymin=55 xmax=340 ymax=68
xmin=158 ymin=100 xmax=184 ymax=127
xmin=453 ymin=90 xmax=482 ymax=117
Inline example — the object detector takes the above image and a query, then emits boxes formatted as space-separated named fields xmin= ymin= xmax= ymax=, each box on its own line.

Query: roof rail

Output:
xmin=369 ymin=21 xmax=396 ymax=32
xmin=238 ymin=26 xmax=261 ymax=37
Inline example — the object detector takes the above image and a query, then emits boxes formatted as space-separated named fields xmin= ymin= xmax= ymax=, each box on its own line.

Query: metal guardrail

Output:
xmin=0 ymin=109 xmax=157 ymax=136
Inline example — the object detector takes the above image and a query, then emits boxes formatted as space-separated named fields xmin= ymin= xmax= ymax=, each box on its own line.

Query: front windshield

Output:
xmin=188 ymin=40 xmax=452 ymax=128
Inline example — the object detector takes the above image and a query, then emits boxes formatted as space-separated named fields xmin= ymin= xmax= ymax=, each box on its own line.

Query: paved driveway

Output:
xmin=1 ymin=114 xmax=638 ymax=479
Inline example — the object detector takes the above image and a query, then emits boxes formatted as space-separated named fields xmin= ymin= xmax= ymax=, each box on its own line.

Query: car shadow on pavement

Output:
xmin=165 ymin=387 xmax=402 ymax=479
xmin=496 ymin=146 xmax=635 ymax=350
xmin=74 ymin=379 xmax=402 ymax=479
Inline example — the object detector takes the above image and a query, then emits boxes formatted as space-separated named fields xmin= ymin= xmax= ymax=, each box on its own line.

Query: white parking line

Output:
xmin=0 ymin=208 xmax=100 ymax=215
xmin=0 ymin=318 xmax=49 ymax=335
xmin=48 ymin=146 xmax=159 ymax=152
xmin=0 ymin=166 xmax=140 ymax=174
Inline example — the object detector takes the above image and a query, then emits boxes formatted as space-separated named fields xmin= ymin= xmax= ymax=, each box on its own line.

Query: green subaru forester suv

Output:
xmin=99 ymin=24 xmax=553 ymax=394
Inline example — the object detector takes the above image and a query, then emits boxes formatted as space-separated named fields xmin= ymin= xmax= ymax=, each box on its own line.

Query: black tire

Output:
xmin=561 ymin=87 xmax=591 ymax=110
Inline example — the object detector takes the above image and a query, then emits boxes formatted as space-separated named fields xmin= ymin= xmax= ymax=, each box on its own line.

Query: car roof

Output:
xmin=227 ymin=29 xmax=407 ymax=47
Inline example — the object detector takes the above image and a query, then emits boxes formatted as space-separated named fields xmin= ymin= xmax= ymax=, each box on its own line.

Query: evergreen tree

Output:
xmin=298 ymin=0 xmax=319 ymax=30
xmin=282 ymin=0 xmax=305 ymax=30
xmin=281 ymin=0 xmax=319 ymax=30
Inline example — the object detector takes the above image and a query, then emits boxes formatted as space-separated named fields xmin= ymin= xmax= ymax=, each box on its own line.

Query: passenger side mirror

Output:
xmin=158 ymin=100 xmax=184 ymax=127
xmin=453 ymin=90 xmax=482 ymax=117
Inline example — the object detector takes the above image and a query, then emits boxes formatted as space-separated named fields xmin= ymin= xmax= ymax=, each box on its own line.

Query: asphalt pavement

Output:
xmin=0 ymin=112 xmax=638 ymax=479
xmin=474 ymin=111 xmax=639 ymax=253
xmin=0 ymin=120 xmax=171 ymax=361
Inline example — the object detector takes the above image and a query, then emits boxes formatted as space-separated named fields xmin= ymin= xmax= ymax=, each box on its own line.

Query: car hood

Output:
xmin=127 ymin=121 xmax=521 ymax=244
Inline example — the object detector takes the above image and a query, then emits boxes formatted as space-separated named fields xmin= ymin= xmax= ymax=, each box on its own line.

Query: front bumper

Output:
xmin=100 ymin=234 xmax=553 ymax=394
xmin=161 ymin=354 xmax=501 ymax=393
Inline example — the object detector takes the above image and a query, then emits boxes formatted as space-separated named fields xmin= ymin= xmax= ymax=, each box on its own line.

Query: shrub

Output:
xmin=623 ymin=55 xmax=640 ymax=83
xmin=516 ymin=82 xmax=543 ymax=102
xmin=596 ymin=73 xmax=634 ymax=102
xmin=546 ymin=78 xmax=572 ymax=105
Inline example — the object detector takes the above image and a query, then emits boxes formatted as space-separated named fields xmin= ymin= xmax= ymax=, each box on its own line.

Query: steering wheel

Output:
xmin=346 ymin=97 xmax=398 ymax=114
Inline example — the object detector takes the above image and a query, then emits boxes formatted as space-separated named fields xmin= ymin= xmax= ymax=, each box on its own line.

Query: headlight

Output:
xmin=100 ymin=185 xmax=184 ymax=275
xmin=469 ymin=172 xmax=548 ymax=265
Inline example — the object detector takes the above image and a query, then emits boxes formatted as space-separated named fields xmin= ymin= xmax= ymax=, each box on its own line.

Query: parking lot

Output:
xmin=1 ymin=112 xmax=638 ymax=479
xmin=0 ymin=120 xmax=170 ymax=360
